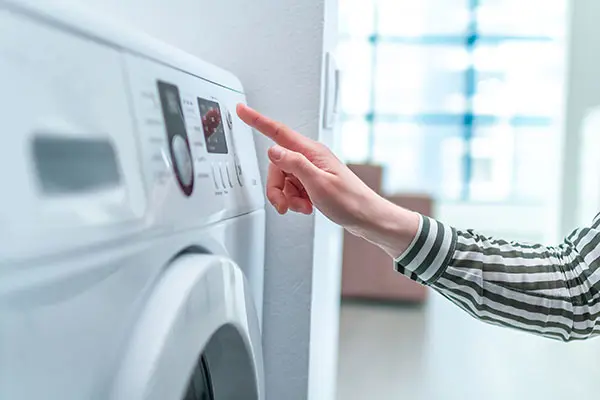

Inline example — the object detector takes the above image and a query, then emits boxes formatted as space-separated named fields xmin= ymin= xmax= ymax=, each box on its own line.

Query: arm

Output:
xmin=237 ymin=104 xmax=600 ymax=342
xmin=356 ymin=195 xmax=600 ymax=342
xmin=392 ymin=212 xmax=600 ymax=342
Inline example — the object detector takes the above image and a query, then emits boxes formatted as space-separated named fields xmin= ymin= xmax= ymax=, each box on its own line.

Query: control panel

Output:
xmin=124 ymin=53 xmax=263 ymax=226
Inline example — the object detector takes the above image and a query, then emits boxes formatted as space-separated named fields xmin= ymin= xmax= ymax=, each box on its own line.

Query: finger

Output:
xmin=283 ymin=177 xmax=302 ymax=198
xmin=283 ymin=176 xmax=312 ymax=204
xmin=266 ymin=162 xmax=289 ymax=214
xmin=283 ymin=179 xmax=312 ymax=215
xmin=268 ymin=145 xmax=322 ymax=184
xmin=284 ymin=174 xmax=305 ymax=194
xmin=288 ymin=197 xmax=313 ymax=215
xmin=236 ymin=103 xmax=315 ymax=154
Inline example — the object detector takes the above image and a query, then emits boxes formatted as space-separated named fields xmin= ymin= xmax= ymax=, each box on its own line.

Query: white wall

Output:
xmin=308 ymin=2 xmax=342 ymax=399
xmin=560 ymin=0 xmax=600 ymax=235
xmin=74 ymin=0 xmax=339 ymax=399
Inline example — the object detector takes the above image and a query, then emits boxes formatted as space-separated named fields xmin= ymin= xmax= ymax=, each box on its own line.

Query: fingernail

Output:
xmin=270 ymin=146 xmax=285 ymax=161
xmin=271 ymin=202 xmax=281 ymax=213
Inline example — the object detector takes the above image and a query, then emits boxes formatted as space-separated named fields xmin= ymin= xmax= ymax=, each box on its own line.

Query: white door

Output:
xmin=110 ymin=255 xmax=264 ymax=400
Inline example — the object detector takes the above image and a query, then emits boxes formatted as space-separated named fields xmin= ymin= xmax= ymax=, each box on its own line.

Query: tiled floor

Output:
xmin=336 ymin=292 xmax=600 ymax=400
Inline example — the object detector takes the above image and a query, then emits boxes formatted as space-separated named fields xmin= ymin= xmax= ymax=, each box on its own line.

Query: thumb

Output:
xmin=268 ymin=145 xmax=321 ymax=182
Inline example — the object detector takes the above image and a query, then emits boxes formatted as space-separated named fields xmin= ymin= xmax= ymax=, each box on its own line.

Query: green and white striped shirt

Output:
xmin=395 ymin=213 xmax=600 ymax=342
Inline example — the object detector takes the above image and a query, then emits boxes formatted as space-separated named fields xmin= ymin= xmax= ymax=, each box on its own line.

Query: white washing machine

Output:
xmin=0 ymin=1 xmax=265 ymax=399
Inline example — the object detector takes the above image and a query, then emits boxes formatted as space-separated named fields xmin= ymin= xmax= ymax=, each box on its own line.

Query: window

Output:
xmin=337 ymin=0 xmax=567 ymax=203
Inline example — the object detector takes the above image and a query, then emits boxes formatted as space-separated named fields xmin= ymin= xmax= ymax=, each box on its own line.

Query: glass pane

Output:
xmin=377 ymin=0 xmax=470 ymax=37
xmin=337 ymin=40 xmax=373 ymax=115
xmin=372 ymin=122 xmax=464 ymax=199
xmin=470 ymin=124 xmax=559 ymax=203
xmin=339 ymin=0 xmax=376 ymax=38
xmin=477 ymin=0 xmax=568 ymax=38
xmin=512 ymin=126 xmax=559 ymax=202
xmin=183 ymin=356 xmax=214 ymax=400
xmin=374 ymin=44 xmax=468 ymax=114
xmin=340 ymin=118 xmax=371 ymax=163
xmin=469 ymin=124 xmax=515 ymax=201
xmin=473 ymin=41 xmax=565 ymax=116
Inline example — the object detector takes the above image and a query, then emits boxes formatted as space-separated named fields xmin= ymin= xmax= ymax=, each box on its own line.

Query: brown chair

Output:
xmin=340 ymin=164 xmax=430 ymax=303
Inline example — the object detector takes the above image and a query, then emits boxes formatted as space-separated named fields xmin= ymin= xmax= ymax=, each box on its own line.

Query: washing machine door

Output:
xmin=110 ymin=255 xmax=264 ymax=400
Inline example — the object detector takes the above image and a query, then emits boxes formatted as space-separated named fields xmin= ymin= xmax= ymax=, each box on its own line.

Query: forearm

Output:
xmin=349 ymin=195 xmax=421 ymax=260
xmin=353 ymin=199 xmax=600 ymax=342
xmin=422 ymin=225 xmax=599 ymax=341
xmin=406 ymin=215 xmax=600 ymax=341
xmin=352 ymin=197 xmax=454 ymax=285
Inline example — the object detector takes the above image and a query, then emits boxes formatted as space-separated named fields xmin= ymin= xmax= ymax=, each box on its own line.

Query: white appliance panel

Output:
xmin=0 ymin=7 xmax=146 ymax=258
xmin=0 ymin=5 xmax=264 ymax=264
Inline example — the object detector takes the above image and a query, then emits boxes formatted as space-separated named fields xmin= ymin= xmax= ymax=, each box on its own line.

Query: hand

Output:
xmin=236 ymin=104 xmax=379 ymax=229
xmin=236 ymin=104 xmax=420 ymax=258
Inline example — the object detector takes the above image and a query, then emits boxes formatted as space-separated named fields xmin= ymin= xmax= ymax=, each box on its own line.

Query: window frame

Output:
xmin=338 ymin=0 xmax=565 ymax=202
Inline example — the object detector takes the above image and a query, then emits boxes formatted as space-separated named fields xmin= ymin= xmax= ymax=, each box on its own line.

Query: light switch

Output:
xmin=322 ymin=52 xmax=340 ymax=130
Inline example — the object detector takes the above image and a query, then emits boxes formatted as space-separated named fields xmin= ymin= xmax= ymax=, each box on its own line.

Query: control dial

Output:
xmin=171 ymin=135 xmax=193 ymax=188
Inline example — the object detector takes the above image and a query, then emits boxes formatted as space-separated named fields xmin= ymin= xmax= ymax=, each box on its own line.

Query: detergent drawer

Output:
xmin=0 ymin=7 xmax=146 ymax=262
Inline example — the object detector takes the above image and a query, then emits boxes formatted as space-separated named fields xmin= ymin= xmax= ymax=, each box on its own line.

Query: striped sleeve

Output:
xmin=394 ymin=214 xmax=600 ymax=342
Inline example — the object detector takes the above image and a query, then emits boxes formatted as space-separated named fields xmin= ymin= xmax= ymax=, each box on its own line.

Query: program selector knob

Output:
xmin=171 ymin=135 xmax=193 ymax=187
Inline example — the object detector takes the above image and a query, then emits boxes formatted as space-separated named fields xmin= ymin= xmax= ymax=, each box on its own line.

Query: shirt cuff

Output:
xmin=393 ymin=215 xmax=457 ymax=285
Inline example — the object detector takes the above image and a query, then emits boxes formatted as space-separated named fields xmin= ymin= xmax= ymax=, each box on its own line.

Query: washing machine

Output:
xmin=0 ymin=1 xmax=265 ymax=399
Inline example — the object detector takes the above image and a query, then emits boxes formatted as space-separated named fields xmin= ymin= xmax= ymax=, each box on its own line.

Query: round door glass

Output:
xmin=183 ymin=356 xmax=214 ymax=400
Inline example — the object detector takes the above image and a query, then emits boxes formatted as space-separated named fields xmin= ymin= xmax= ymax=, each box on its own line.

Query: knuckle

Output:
xmin=266 ymin=188 xmax=279 ymax=202
xmin=273 ymin=123 xmax=283 ymax=139
xmin=316 ymin=142 xmax=329 ymax=152
xmin=314 ymin=142 xmax=330 ymax=154
xmin=290 ymin=153 xmax=309 ymax=172
xmin=305 ymin=143 xmax=330 ymax=160
xmin=287 ymin=151 xmax=301 ymax=166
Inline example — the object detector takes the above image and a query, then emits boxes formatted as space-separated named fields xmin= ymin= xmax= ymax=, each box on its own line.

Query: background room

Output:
xmin=335 ymin=1 xmax=600 ymax=399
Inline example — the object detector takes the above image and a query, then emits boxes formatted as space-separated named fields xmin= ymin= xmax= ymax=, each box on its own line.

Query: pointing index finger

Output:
xmin=236 ymin=103 xmax=314 ymax=153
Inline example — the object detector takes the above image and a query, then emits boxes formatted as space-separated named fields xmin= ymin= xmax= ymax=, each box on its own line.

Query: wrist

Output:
xmin=349 ymin=194 xmax=421 ymax=259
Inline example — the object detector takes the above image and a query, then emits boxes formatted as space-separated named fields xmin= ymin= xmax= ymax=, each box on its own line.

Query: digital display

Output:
xmin=198 ymin=97 xmax=228 ymax=154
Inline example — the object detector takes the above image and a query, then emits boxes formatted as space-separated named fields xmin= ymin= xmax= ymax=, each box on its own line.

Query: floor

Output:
xmin=336 ymin=292 xmax=600 ymax=400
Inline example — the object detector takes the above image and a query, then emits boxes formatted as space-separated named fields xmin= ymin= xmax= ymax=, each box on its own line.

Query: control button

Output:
xmin=152 ymin=167 xmax=170 ymax=185
xmin=226 ymin=109 xmax=233 ymax=131
xmin=145 ymin=117 xmax=163 ymax=126
xmin=171 ymin=135 xmax=193 ymax=187
xmin=234 ymin=157 xmax=244 ymax=186
xmin=140 ymin=91 xmax=160 ymax=110
xmin=148 ymin=136 xmax=166 ymax=145
xmin=226 ymin=163 xmax=234 ymax=188
xmin=181 ymin=97 xmax=198 ymax=119
xmin=218 ymin=163 xmax=227 ymax=189
xmin=211 ymin=164 xmax=220 ymax=190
